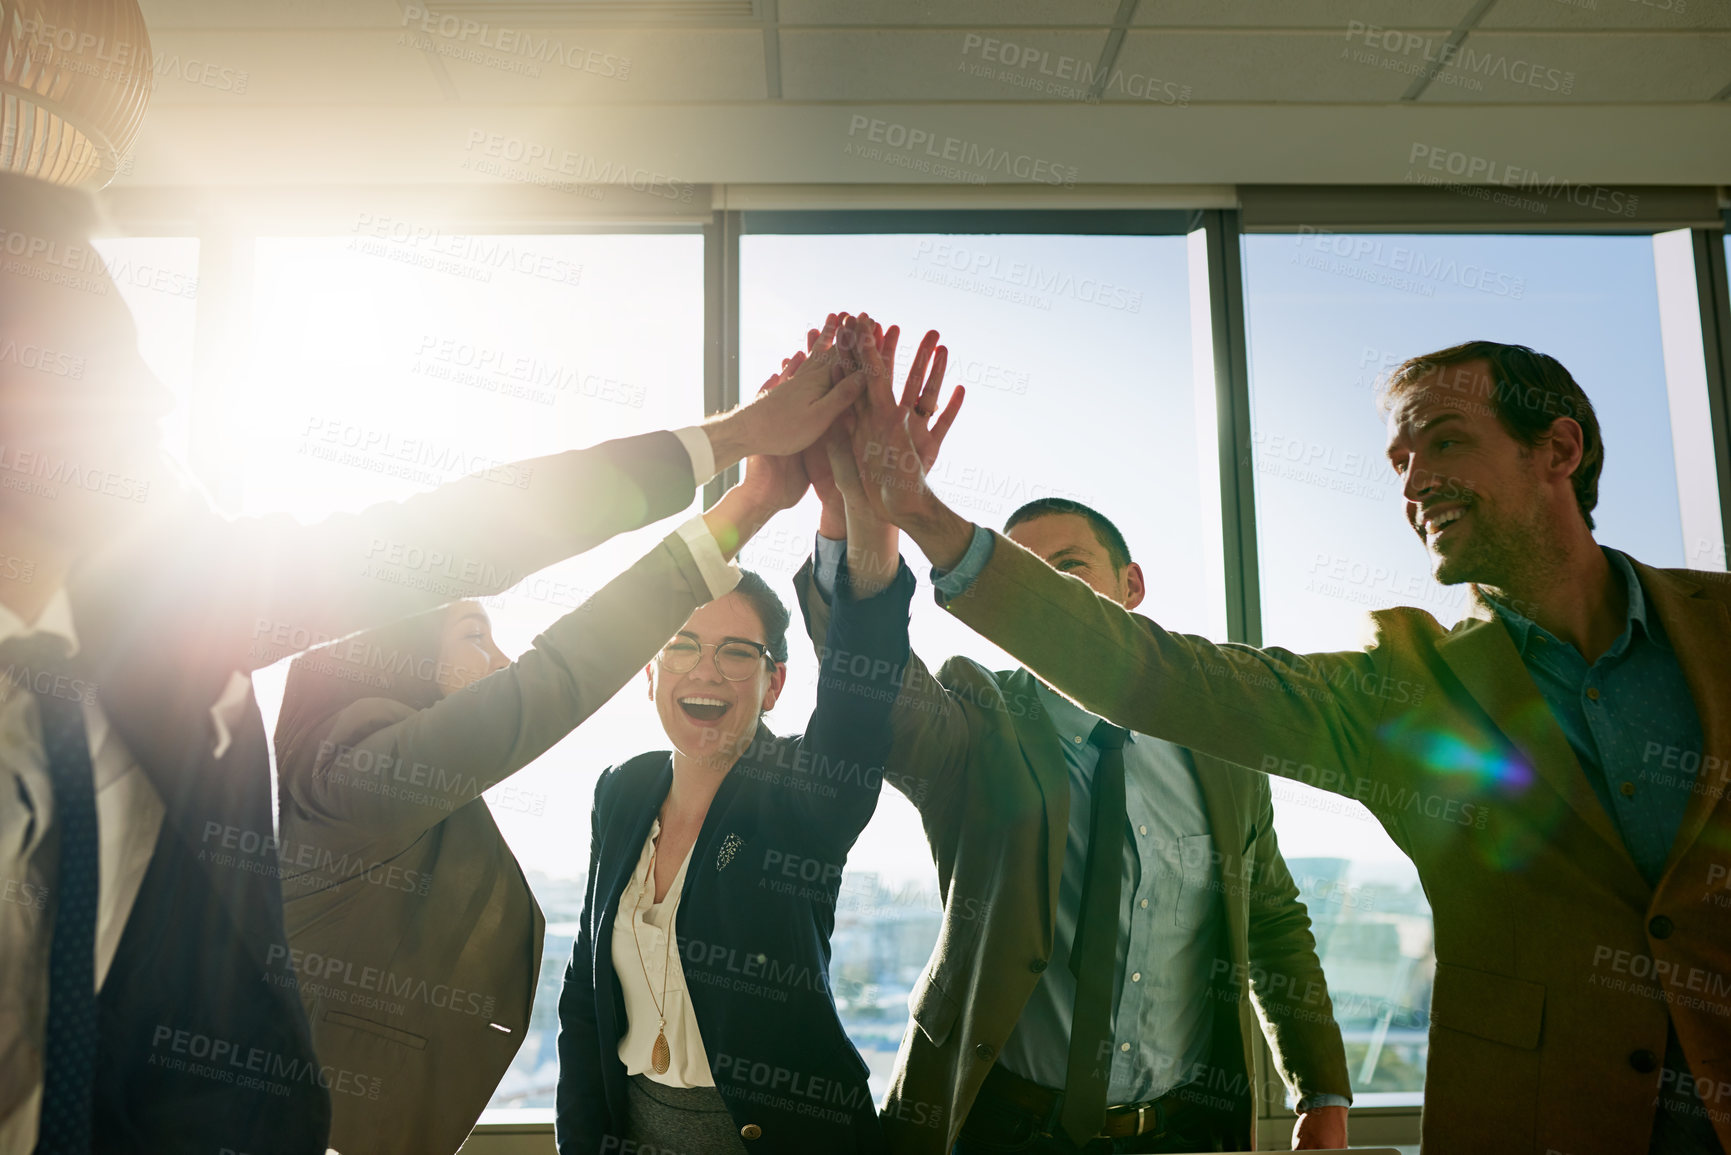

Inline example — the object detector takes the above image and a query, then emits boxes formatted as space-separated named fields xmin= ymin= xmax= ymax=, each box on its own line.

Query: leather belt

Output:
xmin=976 ymin=1063 xmax=1213 ymax=1141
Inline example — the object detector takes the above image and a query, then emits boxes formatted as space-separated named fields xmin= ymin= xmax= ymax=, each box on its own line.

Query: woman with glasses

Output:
xmin=556 ymin=318 xmax=946 ymax=1155
xmin=270 ymin=330 xmax=864 ymax=1155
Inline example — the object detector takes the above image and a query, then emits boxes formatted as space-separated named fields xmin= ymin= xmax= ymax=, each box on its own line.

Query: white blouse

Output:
xmin=610 ymin=818 xmax=713 ymax=1087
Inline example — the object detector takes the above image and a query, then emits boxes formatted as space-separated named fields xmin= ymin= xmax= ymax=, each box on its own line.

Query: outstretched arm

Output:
xmin=847 ymin=388 xmax=1391 ymax=800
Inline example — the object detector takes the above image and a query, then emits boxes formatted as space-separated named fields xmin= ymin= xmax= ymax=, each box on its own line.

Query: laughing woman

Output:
xmin=556 ymin=327 xmax=942 ymax=1155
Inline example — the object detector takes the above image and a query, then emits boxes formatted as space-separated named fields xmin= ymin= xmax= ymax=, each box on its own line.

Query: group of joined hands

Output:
xmin=700 ymin=311 xmax=974 ymax=596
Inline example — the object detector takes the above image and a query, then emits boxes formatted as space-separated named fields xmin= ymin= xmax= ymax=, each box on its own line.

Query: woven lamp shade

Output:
xmin=1 ymin=0 xmax=153 ymax=188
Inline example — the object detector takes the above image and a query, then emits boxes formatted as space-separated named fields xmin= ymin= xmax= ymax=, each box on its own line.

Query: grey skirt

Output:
xmin=624 ymin=1073 xmax=750 ymax=1155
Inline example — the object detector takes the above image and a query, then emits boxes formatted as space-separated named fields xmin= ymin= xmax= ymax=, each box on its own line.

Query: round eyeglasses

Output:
xmin=655 ymin=638 xmax=772 ymax=681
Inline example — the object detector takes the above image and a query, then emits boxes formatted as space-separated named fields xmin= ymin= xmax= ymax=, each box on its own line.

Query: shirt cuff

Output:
xmin=674 ymin=515 xmax=741 ymax=600
xmin=931 ymin=524 xmax=995 ymax=600
xmin=1296 ymin=1093 xmax=1352 ymax=1113
xmin=812 ymin=532 xmax=845 ymax=601
xmin=671 ymin=425 xmax=716 ymax=488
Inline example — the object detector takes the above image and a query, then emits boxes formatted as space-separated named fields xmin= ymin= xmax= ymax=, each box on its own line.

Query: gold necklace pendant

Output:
xmin=651 ymin=1026 xmax=671 ymax=1075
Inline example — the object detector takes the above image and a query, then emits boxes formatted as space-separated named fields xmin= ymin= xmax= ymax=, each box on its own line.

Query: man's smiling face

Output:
xmin=1384 ymin=360 xmax=1557 ymax=588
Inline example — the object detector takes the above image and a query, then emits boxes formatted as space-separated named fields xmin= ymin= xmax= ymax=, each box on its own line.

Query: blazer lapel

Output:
xmin=597 ymin=756 xmax=672 ymax=959
xmin=1435 ymin=599 xmax=1639 ymax=877
xmin=1637 ymin=563 xmax=1731 ymax=884
xmin=1004 ymin=668 xmax=1070 ymax=945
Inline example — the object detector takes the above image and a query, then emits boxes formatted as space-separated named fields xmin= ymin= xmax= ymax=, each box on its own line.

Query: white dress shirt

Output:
xmin=610 ymin=817 xmax=714 ymax=1088
xmin=0 ymin=589 xmax=165 ymax=1154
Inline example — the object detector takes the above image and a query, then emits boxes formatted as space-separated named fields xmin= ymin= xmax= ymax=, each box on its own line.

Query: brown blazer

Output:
xmin=795 ymin=563 xmax=1351 ymax=1155
xmin=938 ymin=531 xmax=1731 ymax=1155
xmin=277 ymin=531 xmax=717 ymax=1155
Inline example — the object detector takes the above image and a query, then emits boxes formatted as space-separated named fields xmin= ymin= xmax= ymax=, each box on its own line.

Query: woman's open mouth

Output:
xmin=678 ymin=696 xmax=731 ymax=723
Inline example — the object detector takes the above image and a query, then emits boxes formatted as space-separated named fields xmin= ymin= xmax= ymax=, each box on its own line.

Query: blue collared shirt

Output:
xmin=819 ymin=535 xmax=1348 ymax=1111
xmin=1486 ymin=549 xmax=1704 ymax=888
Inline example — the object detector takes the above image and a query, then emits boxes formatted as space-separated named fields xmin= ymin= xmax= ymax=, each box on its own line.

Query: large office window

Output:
xmin=241 ymin=230 xmax=706 ymax=1112
xmin=89 ymin=236 xmax=200 ymax=471
xmin=1240 ymin=231 xmax=1706 ymax=1100
xmin=740 ymin=226 xmax=1221 ymax=1097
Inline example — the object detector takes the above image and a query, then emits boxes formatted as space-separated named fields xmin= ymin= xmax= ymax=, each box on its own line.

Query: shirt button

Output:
xmin=1629 ymin=1049 xmax=1658 ymax=1073
xmin=1138 ymin=824 xmax=1148 ymax=836
xmin=1030 ymin=958 xmax=1048 ymax=974
xmin=1131 ymin=972 xmax=1142 ymax=982
xmin=1650 ymin=915 xmax=1674 ymax=939
xmin=1120 ymin=1042 xmax=1131 ymax=1053
xmin=1620 ymin=781 xmax=1636 ymax=797
xmin=1073 ymin=736 xmax=1083 ymax=744
xmin=740 ymin=1124 xmax=763 ymax=1140
xmin=975 ymin=1043 xmax=996 ymax=1061
xmin=1139 ymin=899 xmax=1149 ymax=909
xmin=1586 ymin=687 xmax=1600 ymax=701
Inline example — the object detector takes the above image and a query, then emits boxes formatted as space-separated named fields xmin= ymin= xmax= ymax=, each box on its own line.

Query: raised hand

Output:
xmin=883 ymin=324 xmax=962 ymax=475
xmin=735 ymin=365 xmax=812 ymax=515
xmin=704 ymin=313 xmax=864 ymax=473
xmin=845 ymin=314 xmax=941 ymax=525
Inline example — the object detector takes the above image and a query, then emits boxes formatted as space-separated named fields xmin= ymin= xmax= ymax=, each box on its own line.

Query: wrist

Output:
xmin=816 ymin=498 xmax=848 ymax=542
xmin=902 ymin=493 xmax=973 ymax=571
xmin=703 ymin=411 xmax=750 ymax=477
xmin=702 ymin=485 xmax=773 ymax=561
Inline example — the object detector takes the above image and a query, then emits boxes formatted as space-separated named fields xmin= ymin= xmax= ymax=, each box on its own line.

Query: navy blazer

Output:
xmin=556 ymin=561 xmax=915 ymax=1155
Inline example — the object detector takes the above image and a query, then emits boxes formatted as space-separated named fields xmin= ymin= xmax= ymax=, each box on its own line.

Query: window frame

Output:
xmin=94 ymin=187 xmax=1731 ymax=1152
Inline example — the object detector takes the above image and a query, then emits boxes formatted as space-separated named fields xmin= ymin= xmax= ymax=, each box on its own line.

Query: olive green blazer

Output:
xmin=940 ymin=531 xmax=1731 ymax=1155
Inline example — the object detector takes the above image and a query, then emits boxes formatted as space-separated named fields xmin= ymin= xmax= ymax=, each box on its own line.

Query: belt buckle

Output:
xmin=1136 ymin=1101 xmax=1163 ymax=1138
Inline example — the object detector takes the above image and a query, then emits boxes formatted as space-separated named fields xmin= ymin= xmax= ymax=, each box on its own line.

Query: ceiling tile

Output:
xmin=1113 ymin=30 xmax=1433 ymax=101
xmin=1416 ymin=31 xmax=1731 ymax=100
xmin=440 ymin=27 xmax=766 ymax=101
xmin=1478 ymin=0 xmax=1729 ymax=31
xmin=1133 ymin=1 xmax=1479 ymax=29
xmin=141 ymin=0 xmax=404 ymax=29
xmin=780 ymin=29 xmax=1107 ymax=100
xmin=778 ymin=0 xmax=1120 ymax=27
xmin=143 ymin=30 xmax=448 ymax=104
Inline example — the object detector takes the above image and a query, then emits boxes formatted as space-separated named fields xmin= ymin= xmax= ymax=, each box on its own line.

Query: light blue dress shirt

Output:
xmin=817 ymin=534 xmax=1349 ymax=1112
xmin=1487 ymin=549 xmax=1704 ymax=888
xmin=1488 ymin=548 xmax=1717 ymax=1154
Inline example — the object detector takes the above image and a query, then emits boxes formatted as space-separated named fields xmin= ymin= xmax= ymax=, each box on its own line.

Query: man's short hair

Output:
xmin=1378 ymin=340 xmax=1604 ymax=531
xmin=1004 ymin=498 xmax=1133 ymax=571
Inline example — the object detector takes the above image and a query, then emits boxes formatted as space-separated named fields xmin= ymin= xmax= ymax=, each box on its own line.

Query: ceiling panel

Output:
xmin=1132 ymin=0 xmax=1478 ymax=29
xmin=141 ymin=0 xmax=404 ymax=29
xmin=1113 ymin=30 xmax=1432 ymax=102
xmin=144 ymin=30 xmax=449 ymax=104
xmin=780 ymin=29 xmax=1107 ymax=100
xmin=439 ymin=28 xmax=766 ymax=102
xmin=1418 ymin=31 xmax=1731 ymax=101
xmin=779 ymin=0 xmax=1121 ymax=27
xmin=1482 ymin=0 xmax=1731 ymax=30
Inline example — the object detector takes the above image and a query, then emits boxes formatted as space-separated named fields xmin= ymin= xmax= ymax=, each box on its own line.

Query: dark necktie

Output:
xmin=7 ymin=637 xmax=100 ymax=1155
xmin=1060 ymin=720 xmax=1130 ymax=1146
